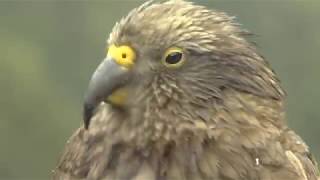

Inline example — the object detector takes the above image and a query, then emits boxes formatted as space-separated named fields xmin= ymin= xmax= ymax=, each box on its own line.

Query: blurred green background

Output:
xmin=0 ymin=0 xmax=319 ymax=179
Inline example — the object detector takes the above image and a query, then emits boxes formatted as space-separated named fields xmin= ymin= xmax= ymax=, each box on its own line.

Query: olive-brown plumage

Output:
xmin=53 ymin=1 xmax=319 ymax=180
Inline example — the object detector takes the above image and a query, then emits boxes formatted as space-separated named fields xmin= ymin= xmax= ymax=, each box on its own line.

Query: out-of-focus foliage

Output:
xmin=0 ymin=1 xmax=319 ymax=179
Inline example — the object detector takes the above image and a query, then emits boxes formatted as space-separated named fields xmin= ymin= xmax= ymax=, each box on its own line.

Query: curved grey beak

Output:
xmin=83 ymin=57 xmax=129 ymax=129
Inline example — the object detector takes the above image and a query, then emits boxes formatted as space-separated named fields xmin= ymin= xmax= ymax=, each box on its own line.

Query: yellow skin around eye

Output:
xmin=162 ymin=47 xmax=185 ymax=68
xmin=108 ymin=45 xmax=136 ymax=69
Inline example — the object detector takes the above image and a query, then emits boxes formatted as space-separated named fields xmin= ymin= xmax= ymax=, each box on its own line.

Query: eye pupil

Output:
xmin=122 ymin=53 xmax=127 ymax=59
xmin=165 ymin=52 xmax=182 ymax=64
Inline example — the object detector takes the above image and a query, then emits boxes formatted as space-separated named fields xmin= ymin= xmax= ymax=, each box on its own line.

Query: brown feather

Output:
xmin=53 ymin=1 xmax=319 ymax=179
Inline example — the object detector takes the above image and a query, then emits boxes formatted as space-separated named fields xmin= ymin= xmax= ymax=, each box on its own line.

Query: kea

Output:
xmin=53 ymin=1 xmax=319 ymax=180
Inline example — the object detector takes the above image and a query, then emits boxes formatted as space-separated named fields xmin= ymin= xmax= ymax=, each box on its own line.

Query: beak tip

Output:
xmin=83 ymin=103 xmax=95 ymax=130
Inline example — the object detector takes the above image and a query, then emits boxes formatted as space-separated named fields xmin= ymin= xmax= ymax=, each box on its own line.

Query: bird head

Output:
xmin=83 ymin=0 xmax=284 ymax=135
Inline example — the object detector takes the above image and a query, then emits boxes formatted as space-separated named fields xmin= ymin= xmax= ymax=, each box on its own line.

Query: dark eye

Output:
xmin=162 ymin=47 xmax=185 ymax=68
xmin=165 ymin=52 xmax=183 ymax=64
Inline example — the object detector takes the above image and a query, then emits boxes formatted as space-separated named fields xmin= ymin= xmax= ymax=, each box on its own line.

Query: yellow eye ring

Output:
xmin=162 ymin=47 xmax=185 ymax=68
